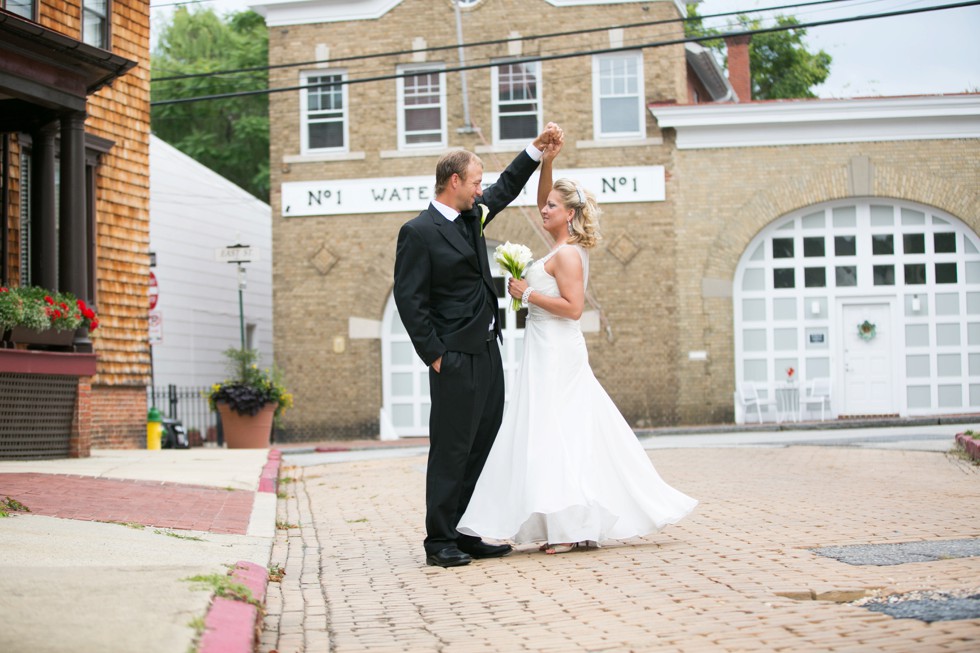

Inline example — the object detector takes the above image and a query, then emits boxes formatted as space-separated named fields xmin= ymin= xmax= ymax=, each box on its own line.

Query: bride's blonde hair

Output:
xmin=553 ymin=178 xmax=601 ymax=249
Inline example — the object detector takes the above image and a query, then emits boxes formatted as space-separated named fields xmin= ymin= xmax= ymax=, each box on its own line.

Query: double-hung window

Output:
xmin=397 ymin=66 xmax=446 ymax=148
xmin=592 ymin=52 xmax=645 ymax=139
xmin=302 ymin=71 xmax=347 ymax=153
xmin=82 ymin=0 xmax=109 ymax=49
xmin=492 ymin=61 xmax=541 ymax=144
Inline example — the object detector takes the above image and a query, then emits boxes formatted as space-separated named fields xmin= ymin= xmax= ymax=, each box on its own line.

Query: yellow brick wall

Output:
xmin=269 ymin=0 xmax=686 ymax=438
xmin=268 ymin=0 xmax=980 ymax=436
xmin=672 ymin=139 xmax=980 ymax=423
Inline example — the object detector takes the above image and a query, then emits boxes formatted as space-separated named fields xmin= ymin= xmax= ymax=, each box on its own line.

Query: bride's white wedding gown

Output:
xmin=458 ymin=244 xmax=697 ymax=545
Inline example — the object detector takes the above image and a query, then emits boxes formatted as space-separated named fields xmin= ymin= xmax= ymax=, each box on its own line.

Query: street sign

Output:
xmin=149 ymin=271 xmax=159 ymax=309
xmin=149 ymin=310 xmax=163 ymax=344
xmin=215 ymin=245 xmax=258 ymax=264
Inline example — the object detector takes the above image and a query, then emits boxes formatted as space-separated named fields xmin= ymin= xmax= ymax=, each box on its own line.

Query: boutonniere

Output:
xmin=478 ymin=203 xmax=490 ymax=237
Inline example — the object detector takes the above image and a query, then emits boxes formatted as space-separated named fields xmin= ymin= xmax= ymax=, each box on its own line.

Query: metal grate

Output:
xmin=0 ymin=373 xmax=76 ymax=459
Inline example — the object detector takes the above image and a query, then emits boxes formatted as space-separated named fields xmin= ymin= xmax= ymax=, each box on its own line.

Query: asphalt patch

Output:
xmin=811 ymin=538 xmax=980 ymax=566
xmin=856 ymin=590 xmax=980 ymax=623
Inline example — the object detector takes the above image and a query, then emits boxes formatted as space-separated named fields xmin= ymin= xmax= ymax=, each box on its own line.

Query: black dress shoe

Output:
xmin=425 ymin=546 xmax=472 ymax=568
xmin=457 ymin=539 xmax=513 ymax=559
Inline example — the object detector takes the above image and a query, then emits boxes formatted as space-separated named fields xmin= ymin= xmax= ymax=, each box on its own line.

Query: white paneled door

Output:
xmin=840 ymin=302 xmax=894 ymax=416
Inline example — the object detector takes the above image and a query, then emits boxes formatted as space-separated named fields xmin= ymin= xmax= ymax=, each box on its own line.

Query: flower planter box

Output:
xmin=216 ymin=402 xmax=276 ymax=449
xmin=955 ymin=432 xmax=980 ymax=462
xmin=2 ymin=326 xmax=75 ymax=351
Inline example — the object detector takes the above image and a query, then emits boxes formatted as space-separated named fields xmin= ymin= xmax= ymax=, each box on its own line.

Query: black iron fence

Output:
xmin=147 ymin=385 xmax=217 ymax=443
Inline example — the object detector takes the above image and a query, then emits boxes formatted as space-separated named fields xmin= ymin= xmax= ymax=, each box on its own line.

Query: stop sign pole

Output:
xmin=215 ymin=243 xmax=257 ymax=351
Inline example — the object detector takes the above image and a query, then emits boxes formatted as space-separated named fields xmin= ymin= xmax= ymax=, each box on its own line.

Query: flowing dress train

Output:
xmin=457 ymin=244 xmax=697 ymax=545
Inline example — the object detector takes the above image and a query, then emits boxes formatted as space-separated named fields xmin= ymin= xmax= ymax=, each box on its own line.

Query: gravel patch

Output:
xmin=811 ymin=538 xmax=980 ymax=566
xmin=853 ymin=588 xmax=980 ymax=623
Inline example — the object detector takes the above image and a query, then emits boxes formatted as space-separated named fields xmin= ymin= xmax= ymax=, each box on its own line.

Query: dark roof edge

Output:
xmin=0 ymin=10 xmax=137 ymax=95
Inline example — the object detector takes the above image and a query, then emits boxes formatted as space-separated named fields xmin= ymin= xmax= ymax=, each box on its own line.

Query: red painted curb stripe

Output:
xmin=198 ymin=561 xmax=269 ymax=653
xmin=198 ymin=598 xmax=257 ymax=653
xmin=258 ymin=449 xmax=281 ymax=493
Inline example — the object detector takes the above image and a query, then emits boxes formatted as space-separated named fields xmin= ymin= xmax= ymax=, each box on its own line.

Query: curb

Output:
xmin=259 ymin=449 xmax=282 ymax=493
xmin=955 ymin=432 xmax=980 ymax=461
xmin=199 ymin=449 xmax=280 ymax=653
xmin=198 ymin=561 xmax=269 ymax=653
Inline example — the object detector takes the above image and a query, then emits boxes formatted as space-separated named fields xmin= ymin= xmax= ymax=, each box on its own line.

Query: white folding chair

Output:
xmin=802 ymin=378 xmax=832 ymax=421
xmin=737 ymin=382 xmax=775 ymax=423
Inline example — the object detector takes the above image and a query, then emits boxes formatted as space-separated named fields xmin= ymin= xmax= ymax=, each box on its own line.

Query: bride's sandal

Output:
xmin=544 ymin=543 xmax=578 ymax=555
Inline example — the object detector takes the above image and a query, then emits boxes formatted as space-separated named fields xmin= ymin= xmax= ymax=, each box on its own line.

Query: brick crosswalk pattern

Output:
xmin=261 ymin=447 xmax=980 ymax=652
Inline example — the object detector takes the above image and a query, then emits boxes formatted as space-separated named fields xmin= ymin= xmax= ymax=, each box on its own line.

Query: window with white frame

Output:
xmin=82 ymin=0 xmax=109 ymax=49
xmin=592 ymin=52 xmax=645 ymax=139
xmin=397 ymin=66 xmax=446 ymax=148
xmin=493 ymin=61 xmax=541 ymax=144
xmin=301 ymin=71 xmax=347 ymax=153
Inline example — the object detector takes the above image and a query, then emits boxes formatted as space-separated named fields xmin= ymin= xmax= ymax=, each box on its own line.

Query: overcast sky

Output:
xmin=151 ymin=0 xmax=980 ymax=98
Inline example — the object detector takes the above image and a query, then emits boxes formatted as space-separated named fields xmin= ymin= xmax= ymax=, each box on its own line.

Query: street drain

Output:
xmin=853 ymin=588 xmax=980 ymax=623
xmin=809 ymin=538 xmax=980 ymax=566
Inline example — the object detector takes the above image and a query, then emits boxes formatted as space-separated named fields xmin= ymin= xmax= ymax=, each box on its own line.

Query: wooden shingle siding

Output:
xmin=85 ymin=0 xmax=151 ymax=390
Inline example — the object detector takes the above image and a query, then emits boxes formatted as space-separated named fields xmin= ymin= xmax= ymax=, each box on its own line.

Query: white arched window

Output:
xmin=733 ymin=199 xmax=980 ymax=422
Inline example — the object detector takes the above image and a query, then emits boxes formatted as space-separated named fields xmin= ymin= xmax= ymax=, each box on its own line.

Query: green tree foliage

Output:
xmin=685 ymin=6 xmax=832 ymax=100
xmin=151 ymin=8 xmax=269 ymax=200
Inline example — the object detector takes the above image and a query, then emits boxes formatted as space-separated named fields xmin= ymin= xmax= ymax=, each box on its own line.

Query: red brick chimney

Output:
xmin=725 ymin=35 xmax=752 ymax=102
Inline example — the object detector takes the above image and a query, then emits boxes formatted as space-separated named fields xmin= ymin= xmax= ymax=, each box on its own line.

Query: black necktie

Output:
xmin=454 ymin=214 xmax=471 ymax=241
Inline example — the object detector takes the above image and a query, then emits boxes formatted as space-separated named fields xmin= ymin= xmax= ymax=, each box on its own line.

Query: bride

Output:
xmin=457 ymin=140 xmax=697 ymax=554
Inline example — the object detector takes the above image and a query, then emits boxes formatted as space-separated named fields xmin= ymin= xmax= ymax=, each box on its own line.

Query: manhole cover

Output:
xmin=811 ymin=538 xmax=980 ymax=566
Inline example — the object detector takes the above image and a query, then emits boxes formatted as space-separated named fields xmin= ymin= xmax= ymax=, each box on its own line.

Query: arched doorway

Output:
xmin=381 ymin=242 xmax=527 ymax=438
xmin=733 ymin=199 xmax=980 ymax=422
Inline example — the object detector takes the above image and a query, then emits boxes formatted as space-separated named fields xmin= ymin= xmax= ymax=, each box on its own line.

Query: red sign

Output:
xmin=149 ymin=271 xmax=159 ymax=310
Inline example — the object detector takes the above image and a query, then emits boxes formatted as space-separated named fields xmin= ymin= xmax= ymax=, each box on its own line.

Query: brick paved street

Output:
xmin=260 ymin=445 xmax=980 ymax=652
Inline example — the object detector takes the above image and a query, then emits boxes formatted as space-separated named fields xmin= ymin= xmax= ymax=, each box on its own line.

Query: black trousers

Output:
xmin=424 ymin=337 xmax=504 ymax=555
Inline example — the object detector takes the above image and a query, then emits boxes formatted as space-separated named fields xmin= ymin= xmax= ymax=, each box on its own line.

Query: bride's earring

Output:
xmin=566 ymin=220 xmax=573 ymax=236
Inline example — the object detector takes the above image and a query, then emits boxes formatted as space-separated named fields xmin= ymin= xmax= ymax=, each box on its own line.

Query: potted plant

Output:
xmin=207 ymin=347 xmax=293 ymax=448
xmin=0 ymin=286 xmax=99 ymax=350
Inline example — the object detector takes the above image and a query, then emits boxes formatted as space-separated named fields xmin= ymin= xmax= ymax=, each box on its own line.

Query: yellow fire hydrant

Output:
xmin=147 ymin=407 xmax=163 ymax=450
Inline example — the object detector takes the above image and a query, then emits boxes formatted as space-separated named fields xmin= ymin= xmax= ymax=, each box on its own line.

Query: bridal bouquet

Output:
xmin=494 ymin=242 xmax=533 ymax=311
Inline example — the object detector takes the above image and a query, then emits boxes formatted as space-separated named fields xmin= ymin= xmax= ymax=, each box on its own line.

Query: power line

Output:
xmin=150 ymin=0 xmax=214 ymax=8
xmin=151 ymin=0 xmax=980 ymax=106
xmin=151 ymin=0 xmax=858 ymax=83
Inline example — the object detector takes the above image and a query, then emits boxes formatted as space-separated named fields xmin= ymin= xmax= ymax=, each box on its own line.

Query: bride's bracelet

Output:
xmin=521 ymin=287 xmax=534 ymax=308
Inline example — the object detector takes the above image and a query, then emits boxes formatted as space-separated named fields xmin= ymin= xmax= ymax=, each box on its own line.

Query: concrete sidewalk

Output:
xmin=263 ymin=424 xmax=980 ymax=653
xmin=0 ymin=448 xmax=278 ymax=653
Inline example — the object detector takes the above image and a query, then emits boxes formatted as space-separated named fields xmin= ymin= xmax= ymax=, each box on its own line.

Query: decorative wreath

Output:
xmin=858 ymin=320 xmax=877 ymax=341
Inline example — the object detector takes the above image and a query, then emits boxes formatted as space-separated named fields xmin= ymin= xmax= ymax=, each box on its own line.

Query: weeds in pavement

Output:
xmin=948 ymin=447 xmax=980 ymax=466
xmin=276 ymin=520 xmax=299 ymax=530
xmin=0 ymin=496 xmax=30 ymax=517
xmin=184 ymin=573 xmax=259 ymax=607
xmin=155 ymin=529 xmax=205 ymax=541
xmin=268 ymin=563 xmax=285 ymax=582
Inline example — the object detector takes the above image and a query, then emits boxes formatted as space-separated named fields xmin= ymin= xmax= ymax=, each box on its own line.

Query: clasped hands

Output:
xmin=534 ymin=122 xmax=564 ymax=158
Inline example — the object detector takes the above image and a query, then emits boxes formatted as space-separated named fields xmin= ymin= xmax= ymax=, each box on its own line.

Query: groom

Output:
xmin=394 ymin=123 xmax=563 ymax=567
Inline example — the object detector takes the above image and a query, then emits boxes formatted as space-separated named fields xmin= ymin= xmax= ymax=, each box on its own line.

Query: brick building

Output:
xmin=255 ymin=0 xmax=980 ymax=440
xmin=1 ymin=1 xmax=151 ymax=456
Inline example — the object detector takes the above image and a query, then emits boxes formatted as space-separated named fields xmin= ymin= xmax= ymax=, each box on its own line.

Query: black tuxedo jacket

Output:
xmin=393 ymin=150 xmax=539 ymax=365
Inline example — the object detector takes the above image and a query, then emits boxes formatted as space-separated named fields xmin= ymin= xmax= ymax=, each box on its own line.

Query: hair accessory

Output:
xmin=574 ymin=185 xmax=585 ymax=205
